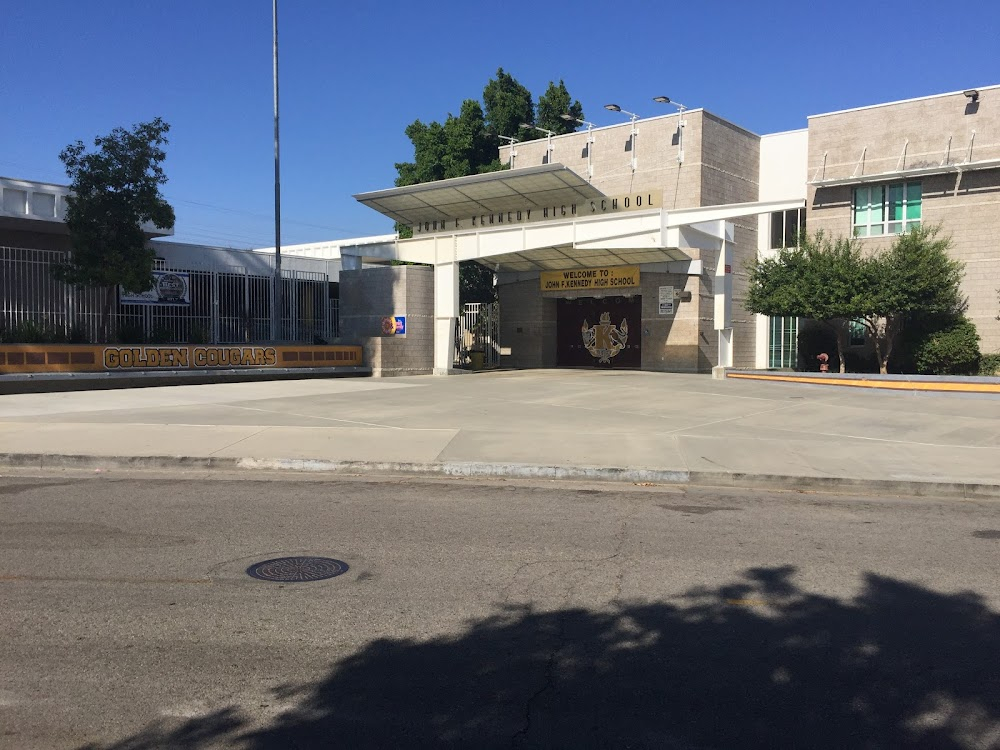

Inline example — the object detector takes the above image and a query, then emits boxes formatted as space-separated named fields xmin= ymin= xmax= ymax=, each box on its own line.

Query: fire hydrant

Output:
xmin=817 ymin=352 xmax=830 ymax=373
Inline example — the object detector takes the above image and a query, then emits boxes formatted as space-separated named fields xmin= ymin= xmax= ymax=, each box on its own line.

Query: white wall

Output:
xmin=755 ymin=129 xmax=809 ymax=367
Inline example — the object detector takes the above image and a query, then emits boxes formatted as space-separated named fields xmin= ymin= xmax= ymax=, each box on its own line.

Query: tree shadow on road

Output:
xmin=81 ymin=566 xmax=1000 ymax=749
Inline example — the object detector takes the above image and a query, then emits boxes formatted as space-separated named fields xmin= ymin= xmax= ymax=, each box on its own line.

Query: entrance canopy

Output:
xmin=354 ymin=164 xmax=604 ymax=228
xmin=351 ymin=166 xmax=805 ymax=374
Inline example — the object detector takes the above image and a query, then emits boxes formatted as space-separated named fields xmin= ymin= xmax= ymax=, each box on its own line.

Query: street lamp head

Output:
xmin=653 ymin=96 xmax=670 ymax=104
xmin=518 ymin=123 xmax=532 ymax=129
xmin=604 ymin=104 xmax=621 ymax=112
xmin=560 ymin=113 xmax=576 ymax=122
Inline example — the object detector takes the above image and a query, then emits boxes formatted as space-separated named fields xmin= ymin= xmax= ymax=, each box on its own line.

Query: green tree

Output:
xmin=394 ymin=70 xmax=584 ymax=303
xmin=482 ymin=67 xmax=535 ymax=141
xmin=857 ymin=225 xmax=965 ymax=373
xmin=56 ymin=118 xmax=175 ymax=342
xmin=537 ymin=80 xmax=583 ymax=134
xmin=745 ymin=231 xmax=868 ymax=373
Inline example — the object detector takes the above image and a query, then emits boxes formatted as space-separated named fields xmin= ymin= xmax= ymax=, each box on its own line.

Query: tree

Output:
xmin=394 ymin=70 xmax=585 ymax=303
xmin=56 ymin=118 xmax=175 ymax=342
xmin=537 ymin=80 xmax=583 ymax=134
xmin=857 ymin=225 xmax=965 ymax=373
xmin=482 ymin=67 xmax=535 ymax=141
xmin=745 ymin=232 xmax=868 ymax=373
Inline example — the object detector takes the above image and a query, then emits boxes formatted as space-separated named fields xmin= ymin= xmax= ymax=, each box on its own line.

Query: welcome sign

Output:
xmin=540 ymin=265 xmax=640 ymax=292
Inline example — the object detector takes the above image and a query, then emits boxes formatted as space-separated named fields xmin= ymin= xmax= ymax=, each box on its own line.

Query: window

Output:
xmin=769 ymin=316 xmax=798 ymax=369
xmin=848 ymin=319 xmax=866 ymax=346
xmin=853 ymin=181 xmax=921 ymax=237
xmin=770 ymin=208 xmax=806 ymax=249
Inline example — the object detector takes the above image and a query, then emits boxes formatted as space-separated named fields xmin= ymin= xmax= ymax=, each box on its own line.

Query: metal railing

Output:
xmin=455 ymin=302 xmax=500 ymax=368
xmin=1 ymin=246 xmax=339 ymax=344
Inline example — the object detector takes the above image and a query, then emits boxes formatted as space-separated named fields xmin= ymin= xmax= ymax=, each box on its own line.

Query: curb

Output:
xmin=727 ymin=371 xmax=1000 ymax=394
xmin=2 ymin=452 xmax=999 ymax=500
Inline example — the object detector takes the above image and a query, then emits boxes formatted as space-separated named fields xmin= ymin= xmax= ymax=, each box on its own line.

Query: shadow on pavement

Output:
xmin=80 ymin=566 xmax=1000 ymax=749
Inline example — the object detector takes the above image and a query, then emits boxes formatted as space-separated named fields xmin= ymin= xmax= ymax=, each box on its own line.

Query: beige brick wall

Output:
xmin=497 ymin=276 xmax=557 ymax=368
xmin=501 ymin=110 xmax=764 ymax=370
xmin=640 ymin=271 xmax=708 ymax=372
xmin=808 ymin=89 xmax=1000 ymax=353
xmin=340 ymin=265 xmax=434 ymax=376
xmin=509 ymin=112 xmax=703 ymax=210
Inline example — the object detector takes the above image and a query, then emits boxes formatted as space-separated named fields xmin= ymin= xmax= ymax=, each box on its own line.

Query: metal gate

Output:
xmin=455 ymin=302 xmax=500 ymax=368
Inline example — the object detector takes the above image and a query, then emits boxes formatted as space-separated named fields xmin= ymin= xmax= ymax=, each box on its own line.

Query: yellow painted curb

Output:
xmin=727 ymin=372 xmax=1000 ymax=394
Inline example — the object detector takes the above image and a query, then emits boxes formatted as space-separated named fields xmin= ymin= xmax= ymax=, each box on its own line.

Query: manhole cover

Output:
xmin=246 ymin=556 xmax=349 ymax=582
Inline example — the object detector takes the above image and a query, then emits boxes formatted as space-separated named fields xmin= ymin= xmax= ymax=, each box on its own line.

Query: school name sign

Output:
xmin=411 ymin=191 xmax=660 ymax=235
xmin=540 ymin=265 xmax=640 ymax=292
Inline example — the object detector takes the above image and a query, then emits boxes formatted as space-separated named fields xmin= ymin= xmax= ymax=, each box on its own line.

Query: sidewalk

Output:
xmin=1 ymin=370 xmax=999 ymax=498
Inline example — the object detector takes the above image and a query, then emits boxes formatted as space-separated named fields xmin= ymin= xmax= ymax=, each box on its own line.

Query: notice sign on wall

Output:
xmin=540 ymin=265 xmax=640 ymax=292
xmin=658 ymin=286 xmax=675 ymax=315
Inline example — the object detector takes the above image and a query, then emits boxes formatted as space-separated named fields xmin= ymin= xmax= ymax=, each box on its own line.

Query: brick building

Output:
xmin=4 ymin=84 xmax=997 ymax=376
xmin=349 ymin=83 xmax=998 ymax=374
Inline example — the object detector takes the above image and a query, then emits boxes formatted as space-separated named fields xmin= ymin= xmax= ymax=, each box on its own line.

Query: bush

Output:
xmin=67 ymin=321 xmax=91 ymax=344
xmin=148 ymin=326 xmax=176 ymax=344
xmin=913 ymin=317 xmax=980 ymax=375
xmin=0 ymin=319 xmax=69 ymax=343
xmin=114 ymin=321 xmax=146 ymax=344
xmin=979 ymin=353 xmax=1000 ymax=377
xmin=189 ymin=323 xmax=210 ymax=345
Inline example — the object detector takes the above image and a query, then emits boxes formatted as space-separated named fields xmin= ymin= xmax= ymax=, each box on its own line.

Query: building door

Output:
xmin=557 ymin=296 xmax=641 ymax=367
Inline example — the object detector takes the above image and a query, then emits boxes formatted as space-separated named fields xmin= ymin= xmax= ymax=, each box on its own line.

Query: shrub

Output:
xmin=148 ymin=325 xmax=176 ymax=344
xmin=114 ymin=321 xmax=146 ymax=344
xmin=67 ymin=321 xmax=91 ymax=344
xmin=913 ymin=317 xmax=980 ymax=375
xmin=189 ymin=323 xmax=210 ymax=345
xmin=0 ymin=319 xmax=69 ymax=343
xmin=979 ymin=353 xmax=1000 ymax=377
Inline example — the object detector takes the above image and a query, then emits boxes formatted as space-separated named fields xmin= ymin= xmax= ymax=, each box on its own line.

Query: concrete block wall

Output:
xmin=497 ymin=276 xmax=557 ymax=368
xmin=340 ymin=265 xmax=434 ymax=376
xmin=506 ymin=112 xmax=704 ymax=210
xmin=639 ymin=270 xmax=707 ymax=372
xmin=808 ymin=88 xmax=1000 ymax=353
xmin=505 ymin=110 xmax=766 ymax=372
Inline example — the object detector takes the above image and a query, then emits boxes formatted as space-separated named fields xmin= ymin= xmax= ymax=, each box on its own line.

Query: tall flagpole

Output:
xmin=271 ymin=0 xmax=282 ymax=342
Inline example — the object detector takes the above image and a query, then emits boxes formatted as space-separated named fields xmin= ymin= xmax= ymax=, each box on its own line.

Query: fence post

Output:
xmin=211 ymin=270 xmax=220 ymax=344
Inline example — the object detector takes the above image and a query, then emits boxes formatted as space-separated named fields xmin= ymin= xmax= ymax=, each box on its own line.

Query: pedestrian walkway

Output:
xmin=1 ymin=370 xmax=999 ymax=497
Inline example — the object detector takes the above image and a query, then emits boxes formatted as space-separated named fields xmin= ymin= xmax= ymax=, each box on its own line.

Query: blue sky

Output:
xmin=2 ymin=0 xmax=997 ymax=248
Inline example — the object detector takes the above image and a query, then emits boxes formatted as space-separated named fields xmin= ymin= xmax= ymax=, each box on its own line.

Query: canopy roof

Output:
xmin=354 ymin=164 xmax=604 ymax=226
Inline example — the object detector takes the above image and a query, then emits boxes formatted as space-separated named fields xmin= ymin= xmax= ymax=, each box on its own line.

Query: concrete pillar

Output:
xmin=433 ymin=262 xmax=459 ymax=375
xmin=713 ymin=224 xmax=734 ymax=377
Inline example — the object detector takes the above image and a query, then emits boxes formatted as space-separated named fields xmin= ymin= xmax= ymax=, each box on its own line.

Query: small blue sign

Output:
xmin=393 ymin=316 xmax=406 ymax=335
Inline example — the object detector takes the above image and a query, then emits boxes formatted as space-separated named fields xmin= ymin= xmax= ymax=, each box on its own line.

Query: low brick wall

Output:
xmin=0 ymin=344 xmax=363 ymax=375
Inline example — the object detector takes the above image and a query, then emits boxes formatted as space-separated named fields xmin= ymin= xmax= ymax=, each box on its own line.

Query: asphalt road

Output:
xmin=1 ymin=471 xmax=999 ymax=749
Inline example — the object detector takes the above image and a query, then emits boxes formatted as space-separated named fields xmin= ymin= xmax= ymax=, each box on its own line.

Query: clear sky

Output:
xmin=2 ymin=0 xmax=997 ymax=248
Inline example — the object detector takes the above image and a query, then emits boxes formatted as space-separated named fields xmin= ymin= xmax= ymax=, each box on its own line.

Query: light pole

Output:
xmin=271 ymin=0 xmax=282 ymax=342
xmin=519 ymin=124 xmax=556 ymax=165
xmin=498 ymin=134 xmax=519 ymax=169
xmin=560 ymin=114 xmax=597 ymax=180
xmin=604 ymin=104 xmax=639 ymax=171
xmin=653 ymin=96 xmax=687 ymax=164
